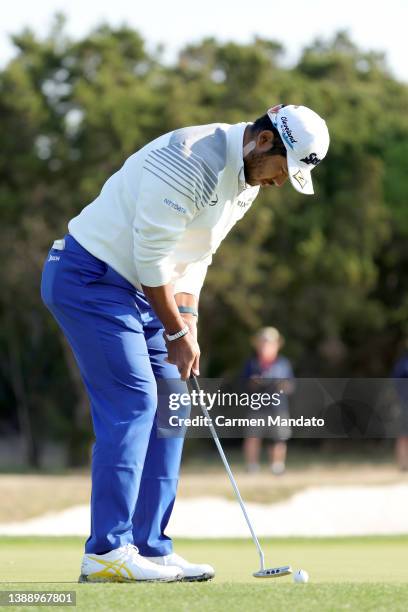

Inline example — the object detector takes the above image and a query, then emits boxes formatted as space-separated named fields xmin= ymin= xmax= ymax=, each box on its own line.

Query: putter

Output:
xmin=187 ymin=374 xmax=292 ymax=579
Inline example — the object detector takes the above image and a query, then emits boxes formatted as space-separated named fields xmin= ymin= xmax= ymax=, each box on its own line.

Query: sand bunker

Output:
xmin=0 ymin=484 xmax=407 ymax=537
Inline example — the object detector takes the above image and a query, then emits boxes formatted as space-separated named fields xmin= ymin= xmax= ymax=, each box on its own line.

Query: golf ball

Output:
xmin=293 ymin=569 xmax=309 ymax=583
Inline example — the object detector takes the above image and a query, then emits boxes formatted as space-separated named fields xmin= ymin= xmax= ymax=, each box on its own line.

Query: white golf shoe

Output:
xmin=79 ymin=544 xmax=183 ymax=583
xmin=145 ymin=552 xmax=215 ymax=582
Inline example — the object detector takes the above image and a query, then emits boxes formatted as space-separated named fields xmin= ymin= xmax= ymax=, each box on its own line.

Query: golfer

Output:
xmin=41 ymin=104 xmax=329 ymax=582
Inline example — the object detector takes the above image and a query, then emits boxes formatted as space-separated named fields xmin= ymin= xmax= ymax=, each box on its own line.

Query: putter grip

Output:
xmin=189 ymin=373 xmax=200 ymax=394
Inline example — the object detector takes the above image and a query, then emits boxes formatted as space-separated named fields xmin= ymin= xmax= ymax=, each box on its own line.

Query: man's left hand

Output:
xmin=181 ymin=314 xmax=199 ymax=374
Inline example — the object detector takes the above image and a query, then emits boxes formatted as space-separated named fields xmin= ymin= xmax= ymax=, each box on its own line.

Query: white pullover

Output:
xmin=68 ymin=121 xmax=260 ymax=297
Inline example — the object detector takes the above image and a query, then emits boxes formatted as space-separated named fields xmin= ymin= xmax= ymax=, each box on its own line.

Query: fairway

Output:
xmin=1 ymin=536 xmax=408 ymax=611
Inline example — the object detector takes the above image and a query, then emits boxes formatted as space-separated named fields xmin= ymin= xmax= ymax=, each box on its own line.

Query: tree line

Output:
xmin=1 ymin=16 xmax=408 ymax=465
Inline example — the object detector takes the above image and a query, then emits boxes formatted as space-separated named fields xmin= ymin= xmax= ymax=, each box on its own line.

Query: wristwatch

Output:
xmin=165 ymin=324 xmax=189 ymax=342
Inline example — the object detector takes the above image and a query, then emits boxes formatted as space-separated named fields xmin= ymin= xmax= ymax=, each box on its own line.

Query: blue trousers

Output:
xmin=41 ymin=234 xmax=185 ymax=555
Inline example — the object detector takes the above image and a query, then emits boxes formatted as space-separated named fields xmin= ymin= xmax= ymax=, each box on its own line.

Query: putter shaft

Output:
xmin=188 ymin=375 xmax=266 ymax=571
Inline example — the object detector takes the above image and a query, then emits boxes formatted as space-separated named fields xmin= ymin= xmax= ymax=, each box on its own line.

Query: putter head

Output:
xmin=253 ymin=565 xmax=292 ymax=578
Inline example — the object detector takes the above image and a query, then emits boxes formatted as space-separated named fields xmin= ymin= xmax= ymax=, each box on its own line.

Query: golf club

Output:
xmin=187 ymin=374 xmax=292 ymax=579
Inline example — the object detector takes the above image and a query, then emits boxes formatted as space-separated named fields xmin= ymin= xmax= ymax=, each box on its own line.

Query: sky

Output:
xmin=1 ymin=0 xmax=407 ymax=82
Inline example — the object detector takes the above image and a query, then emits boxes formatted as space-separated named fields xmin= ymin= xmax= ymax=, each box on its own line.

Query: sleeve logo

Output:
xmin=163 ymin=197 xmax=187 ymax=215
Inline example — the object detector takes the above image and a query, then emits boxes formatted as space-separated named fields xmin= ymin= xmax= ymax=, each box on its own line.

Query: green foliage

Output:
xmin=1 ymin=20 xmax=408 ymax=462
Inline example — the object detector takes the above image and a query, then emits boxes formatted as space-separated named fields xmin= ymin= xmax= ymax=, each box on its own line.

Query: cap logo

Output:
xmin=280 ymin=116 xmax=297 ymax=150
xmin=292 ymin=170 xmax=306 ymax=189
xmin=269 ymin=103 xmax=284 ymax=114
xmin=300 ymin=152 xmax=322 ymax=166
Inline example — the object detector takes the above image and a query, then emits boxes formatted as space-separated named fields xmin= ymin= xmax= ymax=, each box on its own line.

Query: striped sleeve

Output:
xmin=143 ymin=142 xmax=218 ymax=210
xmin=133 ymin=154 xmax=198 ymax=287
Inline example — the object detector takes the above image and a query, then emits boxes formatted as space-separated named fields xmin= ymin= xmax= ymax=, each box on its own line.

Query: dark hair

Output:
xmin=250 ymin=113 xmax=287 ymax=157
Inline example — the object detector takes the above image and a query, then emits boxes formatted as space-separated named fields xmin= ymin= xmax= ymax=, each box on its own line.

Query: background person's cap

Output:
xmin=252 ymin=327 xmax=284 ymax=346
xmin=267 ymin=104 xmax=330 ymax=195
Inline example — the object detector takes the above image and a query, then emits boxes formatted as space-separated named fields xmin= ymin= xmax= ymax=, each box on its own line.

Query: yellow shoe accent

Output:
xmin=80 ymin=545 xmax=183 ymax=583
xmin=86 ymin=557 xmax=133 ymax=581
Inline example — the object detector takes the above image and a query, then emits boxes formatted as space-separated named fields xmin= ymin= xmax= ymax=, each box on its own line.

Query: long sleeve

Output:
xmin=172 ymin=254 xmax=213 ymax=298
xmin=132 ymin=160 xmax=198 ymax=287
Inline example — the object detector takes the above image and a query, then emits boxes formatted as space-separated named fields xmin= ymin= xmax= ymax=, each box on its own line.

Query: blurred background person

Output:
xmin=392 ymin=348 xmax=408 ymax=471
xmin=242 ymin=327 xmax=294 ymax=475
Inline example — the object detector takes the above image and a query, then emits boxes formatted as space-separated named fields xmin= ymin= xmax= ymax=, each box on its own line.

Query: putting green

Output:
xmin=1 ymin=536 xmax=408 ymax=611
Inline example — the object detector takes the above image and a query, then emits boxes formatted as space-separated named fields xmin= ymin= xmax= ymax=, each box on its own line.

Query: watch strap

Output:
xmin=165 ymin=324 xmax=189 ymax=342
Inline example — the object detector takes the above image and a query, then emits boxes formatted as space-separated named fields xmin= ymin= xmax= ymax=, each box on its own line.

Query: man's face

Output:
xmin=244 ymin=130 xmax=288 ymax=188
xmin=255 ymin=338 xmax=280 ymax=361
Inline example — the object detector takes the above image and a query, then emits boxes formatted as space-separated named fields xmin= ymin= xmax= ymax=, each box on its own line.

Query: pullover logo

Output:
xmin=280 ymin=116 xmax=297 ymax=149
xmin=300 ymin=152 xmax=322 ymax=166
xmin=236 ymin=199 xmax=251 ymax=208
xmin=163 ymin=198 xmax=187 ymax=215
xmin=48 ymin=254 xmax=60 ymax=262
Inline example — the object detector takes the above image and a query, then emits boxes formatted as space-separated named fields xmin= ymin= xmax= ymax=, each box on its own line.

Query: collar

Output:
xmin=226 ymin=122 xmax=253 ymax=194
xmin=238 ymin=167 xmax=251 ymax=193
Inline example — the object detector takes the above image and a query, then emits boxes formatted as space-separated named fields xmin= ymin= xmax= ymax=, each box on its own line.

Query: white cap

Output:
xmin=267 ymin=104 xmax=330 ymax=195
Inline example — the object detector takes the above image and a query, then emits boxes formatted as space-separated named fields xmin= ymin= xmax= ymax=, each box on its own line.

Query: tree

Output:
xmin=1 ymin=21 xmax=408 ymax=465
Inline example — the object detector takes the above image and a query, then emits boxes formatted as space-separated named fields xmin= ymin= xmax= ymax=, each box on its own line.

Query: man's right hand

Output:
xmin=165 ymin=332 xmax=200 ymax=380
xmin=141 ymin=283 xmax=200 ymax=380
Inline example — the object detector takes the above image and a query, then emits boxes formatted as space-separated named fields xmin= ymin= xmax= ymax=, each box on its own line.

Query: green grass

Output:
xmin=1 ymin=536 xmax=408 ymax=611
